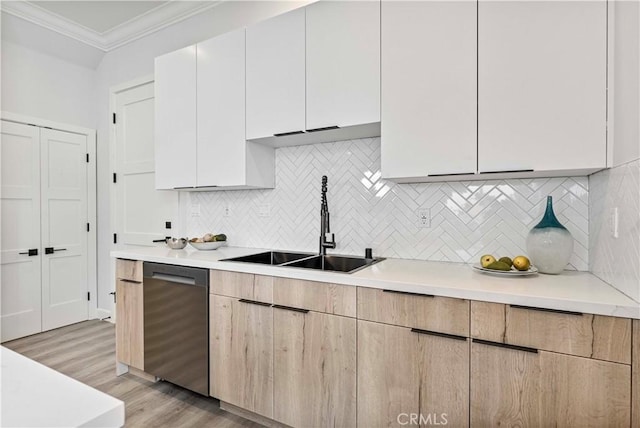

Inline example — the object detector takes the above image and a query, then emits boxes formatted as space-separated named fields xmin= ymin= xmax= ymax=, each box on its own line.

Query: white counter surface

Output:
xmin=0 ymin=346 xmax=124 ymax=427
xmin=111 ymin=246 xmax=640 ymax=319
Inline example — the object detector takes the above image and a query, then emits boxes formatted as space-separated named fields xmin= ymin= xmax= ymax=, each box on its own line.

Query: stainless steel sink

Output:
xmin=222 ymin=251 xmax=313 ymax=265
xmin=223 ymin=251 xmax=383 ymax=274
xmin=283 ymin=255 xmax=382 ymax=273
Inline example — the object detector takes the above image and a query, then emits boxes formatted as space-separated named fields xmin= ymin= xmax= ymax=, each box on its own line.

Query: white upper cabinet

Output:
xmin=305 ymin=1 xmax=380 ymax=131
xmin=478 ymin=0 xmax=607 ymax=174
xmin=246 ymin=8 xmax=306 ymax=140
xmin=197 ymin=29 xmax=247 ymax=187
xmin=155 ymin=46 xmax=197 ymax=189
xmin=381 ymin=1 xmax=477 ymax=180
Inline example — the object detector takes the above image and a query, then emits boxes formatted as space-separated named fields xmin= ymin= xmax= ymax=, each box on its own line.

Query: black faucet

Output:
xmin=319 ymin=175 xmax=336 ymax=255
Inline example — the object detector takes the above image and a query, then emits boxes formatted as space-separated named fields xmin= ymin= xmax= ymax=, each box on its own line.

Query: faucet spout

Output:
xmin=319 ymin=175 xmax=336 ymax=255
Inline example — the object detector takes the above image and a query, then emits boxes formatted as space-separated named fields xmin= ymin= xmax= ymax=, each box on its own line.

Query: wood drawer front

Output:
xmin=357 ymin=287 xmax=470 ymax=337
xmin=210 ymin=270 xmax=273 ymax=303
xmin=272 ymin=277 xmax=356 ymax=317
xmin=116 ymin=259 xmax=142 ymax=282
xmin=471 ymin=301 xmax=632 ymax=364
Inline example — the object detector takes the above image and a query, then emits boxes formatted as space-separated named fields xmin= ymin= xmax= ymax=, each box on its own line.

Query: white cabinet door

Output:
xmin=381 ymin=1 xmax=477 ymax=179
xmin=0 ymin=121 xmax=42 ymax=342
xmin=197 ymin=29 xmax=246 ymax=187
xmin=246 ymin=8 xmax=306 ymax=139
xmin=115 ymin=81 xmax=178 ymax=247
xmin=306 ymin=1 xmax=380 ymax=130
xmin=155 ymin=46 xmax=197 ymax=189
xmin=478 ymin=1 xmax=607 ymax=174
xmin=40 ymin=128 xmax=88 ymax=332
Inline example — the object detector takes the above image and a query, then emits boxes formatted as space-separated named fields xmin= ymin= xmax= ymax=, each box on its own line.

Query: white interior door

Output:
xmin=40 ymin=128 xmax=88 ymax=331
xmin=115 ymin=82 xmax=179 ymax=247
xmin=1 ymin=121 xmax=42 ymax=342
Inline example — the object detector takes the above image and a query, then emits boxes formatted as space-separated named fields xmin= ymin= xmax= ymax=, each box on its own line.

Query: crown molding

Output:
xmin=1 ymin=1 xmax=223 ymax=52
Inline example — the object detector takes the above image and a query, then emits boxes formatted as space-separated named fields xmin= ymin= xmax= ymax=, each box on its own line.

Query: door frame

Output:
xmin=1 ymin=111 xmax=98 ymax=320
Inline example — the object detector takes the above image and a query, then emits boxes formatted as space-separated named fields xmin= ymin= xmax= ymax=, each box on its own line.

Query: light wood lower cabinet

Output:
xmin=210 ymin=295 xmax=273 ymax=418
xmin=115 ymin=259 xmax=144 ymax=371
xmin=471 ymin=340 xmax=631 ymax=427
xmin=273 ymin=306 xmax=356 ymax=428
xmin=358 ymin=320 xmax=469 ymax=427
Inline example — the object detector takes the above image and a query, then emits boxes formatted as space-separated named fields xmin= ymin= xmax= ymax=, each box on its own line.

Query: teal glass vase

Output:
xmin=526 ymin=196 xmax=574 ymax=274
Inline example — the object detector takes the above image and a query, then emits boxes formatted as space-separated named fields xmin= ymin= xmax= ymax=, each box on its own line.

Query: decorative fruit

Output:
xmin=499 ymin=257 xmax=513 ymax=268
xmin=480 ymin=254 xmax=496 ymax=268
xmin=513 ymin=256 xmax=531 ymax=271
xmin=486 ymin=261 xmax=512 ymax=271
xmin=214 ymin=234 xmax=227 ymax=242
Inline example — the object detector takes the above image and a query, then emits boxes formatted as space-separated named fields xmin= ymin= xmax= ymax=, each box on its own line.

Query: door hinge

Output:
xmin=112 ymin=113 xmax=116 ymax=124
xmin=113 ymin=233 xmax=117 ymax=244
xmin=113 ymin=173 xmax=117 ymax=183
xmin=87 ymin=292 xmax=90 ymax=301
xmin=86 ymin=153 xmax=89 ymax=163
xmin=86 ymin=223 xmax=90 ymax=232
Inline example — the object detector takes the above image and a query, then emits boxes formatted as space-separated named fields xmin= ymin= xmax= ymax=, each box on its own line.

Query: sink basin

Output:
xmin=283 ymin=255 xmax=383 ymax=273
xmin=222 ymin=251 xmax=313 ymax=265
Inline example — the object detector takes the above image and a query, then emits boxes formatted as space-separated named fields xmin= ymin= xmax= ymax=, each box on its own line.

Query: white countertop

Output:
xmin=111 ymin=246 xmax=640 ymax=319
xmin=0 ymin=346 xmax=124 ymax=427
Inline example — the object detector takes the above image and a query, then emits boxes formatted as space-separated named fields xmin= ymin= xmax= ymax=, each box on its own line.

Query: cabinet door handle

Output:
xmin=273 ymin=130 xmax=305 ymax=137
xmin=109 ymin=291 xmax=116 ymax=303
xmin=119 ymin=279 xmax=141 ymax=284
xmin=305 ymin=126 xmax=340 ymax=133
xmin=272 ymin=304 xmax=309 ymax=314
xmin=410 ymin=328 xmax=467 ymax=342
xmin=18 ymin=249 xmax=38 ymax=256
xmin=473 ymin=339 xmax=538 ymax=354
xmin=44 ymin=247 xmax=67 ymax=254
xmin=509 ymin=304 xmax=582 ymax=316
xmin=152 ymin=238 xmax=170 ymax=243
xmin=238 ymin=299 xmax=271 ymax=307
xmin=428 ymin=172 xmax=475 ymax=177
xmin=479 ymin=169 xmax=534 ymax=175
xmin=383 ymin=289 xmax=434 ymax=298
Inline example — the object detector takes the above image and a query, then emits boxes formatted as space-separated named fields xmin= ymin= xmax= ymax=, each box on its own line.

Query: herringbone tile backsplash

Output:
xmin=186 ymin=137 xmax=589 ymax=270
xmin=590 ymin=159 xmax=640 ymax=301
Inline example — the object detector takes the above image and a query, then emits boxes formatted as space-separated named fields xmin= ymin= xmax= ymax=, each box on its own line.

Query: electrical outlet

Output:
xmin=190 ymin=204 xmax=200 ymax=217
xmin=610 ymin=207 xmax=619 ymax=238
xmin=258 ymin=204 xmax=271 ymax=217
xmin=224 ymin=206 xmax=231 ymax=217
xmin=417 ymin=208 xmax=430 ymax=228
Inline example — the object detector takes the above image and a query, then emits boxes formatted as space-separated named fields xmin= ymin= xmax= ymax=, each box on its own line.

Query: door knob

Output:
xmin=44 ymin=247 xmax=67 ymax=254
xmin=18 ymin=249 xmax=38 ymax=256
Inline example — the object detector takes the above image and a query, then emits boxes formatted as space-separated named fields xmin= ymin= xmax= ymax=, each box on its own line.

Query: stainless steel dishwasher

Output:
xmin=143 ymin=262 xmax=209 ymax=396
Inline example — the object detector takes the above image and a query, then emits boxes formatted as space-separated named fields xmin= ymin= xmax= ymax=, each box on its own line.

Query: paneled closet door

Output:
xmin=40 ymin=128 xmax=88 ymax=331
xmin=0 ymin=121 xmax=42 ymax=342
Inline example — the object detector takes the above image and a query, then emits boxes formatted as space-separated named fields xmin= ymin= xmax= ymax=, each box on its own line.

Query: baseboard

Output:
xmin=96 ymin=308 xmax=112 ymax=322
xmin=219 ymin=402 xmax=290 ymax=428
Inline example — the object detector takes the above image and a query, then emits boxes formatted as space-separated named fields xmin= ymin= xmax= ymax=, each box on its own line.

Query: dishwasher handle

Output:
xmin=143 ymin=262 xmax=209 ymax=287
xmin=150 ymin=273 xmax=197 ymax=286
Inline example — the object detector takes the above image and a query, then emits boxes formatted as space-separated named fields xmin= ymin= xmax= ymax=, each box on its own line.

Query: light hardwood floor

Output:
xmin=3 ymin=320 xmax=262 ymax=428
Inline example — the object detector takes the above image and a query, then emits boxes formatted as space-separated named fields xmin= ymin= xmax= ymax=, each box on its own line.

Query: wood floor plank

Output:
xmin=3 ymin=320 xmax=262 ymax=428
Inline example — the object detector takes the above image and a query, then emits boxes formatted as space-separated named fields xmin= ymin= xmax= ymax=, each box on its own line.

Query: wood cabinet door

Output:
xmin=471 ymin=341 xmax=631 ymax=427
xmin=305 ymin=0 xmax=380 ymax=130
xmin=358 ymin=321 xmax=469 ymax=427
xmin=358 ymin=321 xmax=418 ymax=427
xmin=381 ymin=0 xmax=477 ymax=179
xmin=246 ymin=8 xmax=305 ymax=140
xmin=274 ymin=308 xmax=356 ymax=427
xmin=154 ymin=46 xmax=197 ymax=189
xmin=115 ymin=279 xmax=144 ymax=370
xmin=209 ymin=295 xmax=273 ymax=418
xmin=196 ymin=29 xmax=246 ymax=187
xmin=478 ymin=1 xmax=606 ymax=174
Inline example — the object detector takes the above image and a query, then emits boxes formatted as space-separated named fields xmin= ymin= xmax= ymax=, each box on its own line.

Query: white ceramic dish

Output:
xmin=188 ymin=241 xmax=227 ymax=251
xmin=472 ymin=263 xmax=539 ymax=276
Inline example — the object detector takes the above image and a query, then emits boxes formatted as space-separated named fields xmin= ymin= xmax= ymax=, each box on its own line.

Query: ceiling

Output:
xmin=0 ymin=0 xmax=221 ymax=51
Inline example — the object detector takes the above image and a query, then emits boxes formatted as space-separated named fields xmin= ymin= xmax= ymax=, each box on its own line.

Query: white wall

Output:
xmin=0 ymin=40 xmax=96 ymax=128
xmin=94 ymin=1 xmax=313 ymax=315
